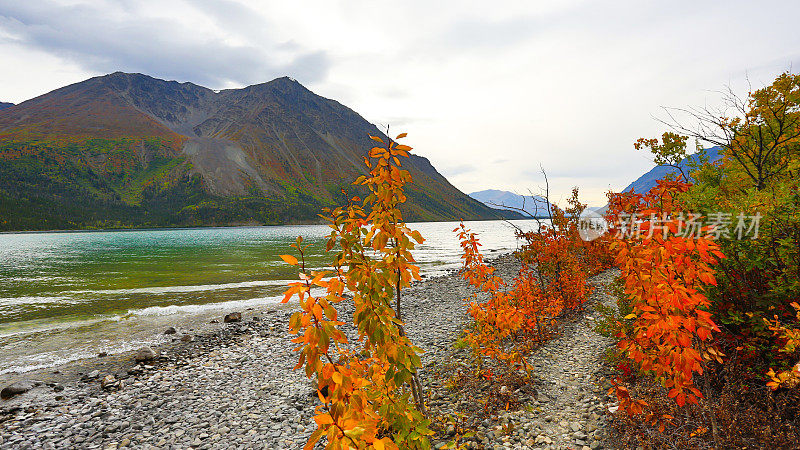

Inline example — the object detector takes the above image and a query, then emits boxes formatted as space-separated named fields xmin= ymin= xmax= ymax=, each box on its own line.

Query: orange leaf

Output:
xmin=280 ymin=254 xmax=298 ymax=265
xmin=314 ymin=413 xmax=334 ymax=425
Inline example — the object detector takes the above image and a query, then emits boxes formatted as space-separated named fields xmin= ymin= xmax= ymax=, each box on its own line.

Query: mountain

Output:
xmin=0 ymin=102 xmax=12 ymax=110
xmin=623 ymin=147 xmax=722 ymax=194
xmin=0 ymin=72 xmax=503 ymax=231
xmin=469 ymin=189 xmax=549 ymax=217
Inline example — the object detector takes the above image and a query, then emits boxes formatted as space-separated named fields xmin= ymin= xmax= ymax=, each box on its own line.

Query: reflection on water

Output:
xmin=0 ymin=220 xmax=541 ymax=373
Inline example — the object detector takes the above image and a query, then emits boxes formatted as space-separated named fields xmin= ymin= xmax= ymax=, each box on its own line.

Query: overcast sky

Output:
xmin=1 ymin=0 xmax=799 ymax=205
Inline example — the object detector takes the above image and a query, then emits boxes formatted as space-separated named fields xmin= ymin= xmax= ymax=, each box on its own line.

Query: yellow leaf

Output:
xmin=624 ymin=313 xmax=637 ymax=320
xmin=395 ymin=132 xmax=407 ymax=139
xmin=280 ymin=254 xmax=298 ymax=265
xmin=370 ymin=135 xmax=384 ymax=143
xmin=374 ymin=232 xmax=389 ymax=250
xmin=344 ymin=426 xmax=366 ymax=439
xmin=373 ymin=438 xmax=385 ymax=450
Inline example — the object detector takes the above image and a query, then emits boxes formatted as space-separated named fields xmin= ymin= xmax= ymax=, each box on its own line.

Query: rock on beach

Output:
xmin=1 ymin=381 xmax=39 ymax=400
xmin=134 ymin=347 xmax=157 ymax=362
xmin=223 ymin=312 xmax=242 ymax=323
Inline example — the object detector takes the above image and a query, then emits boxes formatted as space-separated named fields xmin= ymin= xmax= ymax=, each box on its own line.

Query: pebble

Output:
xmin=100 ymin=375 xmax=117 ymax=391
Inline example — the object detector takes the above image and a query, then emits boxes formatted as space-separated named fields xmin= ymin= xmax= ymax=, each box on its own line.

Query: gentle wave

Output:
xmin=0 ymin=292 xmax=295 ymax=340
xmin=0 ymin=292 xmax=299 ymax=374
xmin=0 ymin=278 xmax=322 ymax=307
xmin=68 ymin=279 xmax=294 ymax=296
xmin=126 ymin=294 xmax=288 ymax=317
xmin=0 ymin=315 xmax=126 ymax=339
xmin=0 ymin=295 xmax=74 ymax=306
xmin=0 ymin=336 xmax=169 ymax=375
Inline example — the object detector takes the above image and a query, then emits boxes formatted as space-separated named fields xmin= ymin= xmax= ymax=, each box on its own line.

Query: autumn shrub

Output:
xmin=515 ymin=188 xmax=613 ymax=310
xmin=666 ymin=73 xmax=800 ymax=379
xmin=605 ymin=177 xmax=724 ymax=429
xmin=455 ymin=222 xmax=528 ymax=374
xmin=673 ymin=74 xmax=800 ymax=428
xmin=606 ymin=71 xmax=800 ymax=448
xmin=281 ymin=133 xmax=432 ymax=449
xmin=454 ymin=188 xmax=613 ymax=379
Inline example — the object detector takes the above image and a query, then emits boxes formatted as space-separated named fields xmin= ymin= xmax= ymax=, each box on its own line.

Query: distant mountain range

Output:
xmin=623 ymin=147 xmax=722 ymax=193
xmin=469 ymin=189 xmax=549 ymax=217
xmin=0 ymin=72 xmax=509 ymax=231
xmin=0 ymin=102 xmax=13 ymax=110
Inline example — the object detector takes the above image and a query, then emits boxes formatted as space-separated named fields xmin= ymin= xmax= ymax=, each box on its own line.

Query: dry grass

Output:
xmin=610 ymin=360 xmax=800 ymax=449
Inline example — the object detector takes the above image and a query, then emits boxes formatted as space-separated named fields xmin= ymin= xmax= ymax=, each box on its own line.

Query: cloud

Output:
xmin=2 ymin=0 xmax=800 ymax=205
xmin=0 ymin=0 xmax=330 ymax=87
xmin=440 ymin=164 xmax=477 ymax=177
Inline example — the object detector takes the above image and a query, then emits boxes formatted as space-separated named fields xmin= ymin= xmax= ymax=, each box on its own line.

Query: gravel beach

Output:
xmin=0 ymin=256 xmax=619 ymax=449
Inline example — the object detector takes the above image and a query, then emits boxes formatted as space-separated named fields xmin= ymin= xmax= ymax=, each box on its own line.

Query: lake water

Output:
xmin=0 ymin=220 xmax=541 ymax=374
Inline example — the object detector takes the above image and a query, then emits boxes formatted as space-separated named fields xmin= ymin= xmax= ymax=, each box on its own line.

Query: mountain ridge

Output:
xmin=623 ymin=147 xmax=722 ymax=194
xmin=469 ymin=189 xmax=549 ymax=217
xmin=0 ymin=72 xmax=503 ymax=231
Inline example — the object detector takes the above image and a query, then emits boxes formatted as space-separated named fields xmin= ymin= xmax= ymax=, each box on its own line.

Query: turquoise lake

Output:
xmin=0 ymin=220 xmax=541 ymax=374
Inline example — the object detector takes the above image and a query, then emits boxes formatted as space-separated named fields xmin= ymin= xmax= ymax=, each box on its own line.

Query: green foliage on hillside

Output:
xmin=0 ymin=136 xmax=499 ymax=231
xmin=0 ymin=137 xmax=325 ymax=230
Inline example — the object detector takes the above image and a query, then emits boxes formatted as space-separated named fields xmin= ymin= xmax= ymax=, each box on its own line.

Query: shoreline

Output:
xmin=0 ymin=217 xmax=536 ymax=235
xmin=0 ymin=253 xmax=512 ymax=402
xmin=0 ymin=223 xmax=327 ymax=236
xmin=0 ymin=255 xmax=619 ymax=450
xmin=0 ymin=245 xmax=512 ymax=378
xmin=0 ymin=246 xmax=494 ymax=384
xmin=1 ymin=255 xmax=512 ymax=449
xmin=0 ymin=299 xmax=296 ymax=392
xmin=0 ymin=293 xmax=289 ymax=378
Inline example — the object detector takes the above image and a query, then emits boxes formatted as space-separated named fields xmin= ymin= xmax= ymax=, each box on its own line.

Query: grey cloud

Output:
xmin=187 ymin=0 xmax=270 ymax=39
xmin=0 ymin=0 xmax=330 ymax=87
